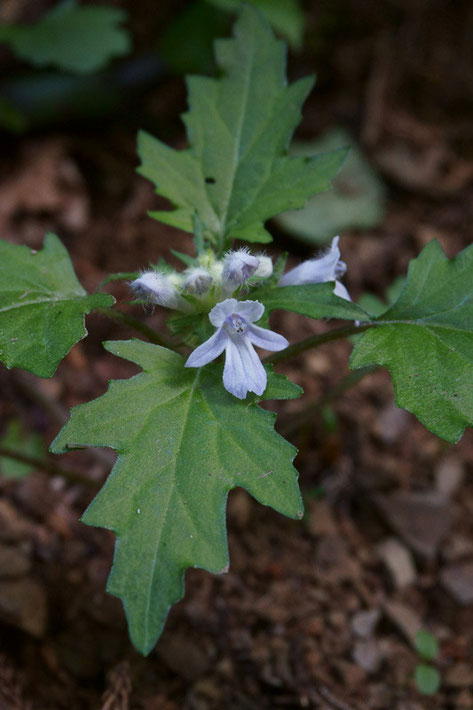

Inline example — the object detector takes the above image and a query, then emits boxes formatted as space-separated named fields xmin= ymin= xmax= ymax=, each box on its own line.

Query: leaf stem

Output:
xmin=0 ymin=447 xmax=99 ymax=489
xmin=263 ymin=323 xmax=373 ymax=365
xmin=95 ymin=307 xmax=183 ymax=352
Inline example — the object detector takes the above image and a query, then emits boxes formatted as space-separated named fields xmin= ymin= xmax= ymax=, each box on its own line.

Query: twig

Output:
xmin=263 ymin=324 xmax=372 ymax=365
xmin=0 ymin=447 xmax=99 ymax=489
xmin=316 ymin=686 xmax=359 ymax=710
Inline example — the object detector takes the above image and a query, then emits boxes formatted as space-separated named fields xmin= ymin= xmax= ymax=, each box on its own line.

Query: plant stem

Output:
xmin=95 ymin=307 xmax=183 ymax=352
xmin=0 ymin=447 xmax=99 ymax=489
xmin=280 ymin=365 xmax=378 ymax=437
xmin=263 ymin=323 xmax=373 ymax=365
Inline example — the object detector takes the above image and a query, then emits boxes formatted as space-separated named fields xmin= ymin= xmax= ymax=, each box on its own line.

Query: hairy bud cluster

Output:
xmin=129 ymin=247 xmax=274 ymax=312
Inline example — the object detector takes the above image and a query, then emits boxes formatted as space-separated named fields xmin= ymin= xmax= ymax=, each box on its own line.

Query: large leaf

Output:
xmin=275 ymin=128 xmax=386 ymax=245
xmin=138 ymin=6 xmax=347 ymax=245
xmin=351 ymin=240 xmax=473 ymax=442
xmin=252 ymin=282 xmax=370 ymax=321
xmin=51 ymin=340 xmax=303 ymax=655
xmin=0 ymin=233 xmax=113 ymax=377
xmin=0 ymin=1 xmax=131 ymax=74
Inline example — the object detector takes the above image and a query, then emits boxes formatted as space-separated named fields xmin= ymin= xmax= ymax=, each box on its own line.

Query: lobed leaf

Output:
xmin=252 ymin=281 xmax=370 ymax=321
xmin=0 ymin=1 xmax=131 ymax=74
xmin=138 ymin=6 xmax=347 ymax=246
xmin=0 ymin=233 xmax=114 ymax=377
xmin=51 ymin=340 xmax=303 ymax=654
xmin=351 ymin=240 xmax=473 ymax=442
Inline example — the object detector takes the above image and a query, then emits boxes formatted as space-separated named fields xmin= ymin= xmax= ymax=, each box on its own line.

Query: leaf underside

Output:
xmin=51 ymin=340 xmax=302 ymax=654
xmin=351 ymin=240 xmax=473 ymax=442
xmin=0 ymin=233 xmax=113 ymax=377
xmin=138 ymin=6 xmax=347 ymax=245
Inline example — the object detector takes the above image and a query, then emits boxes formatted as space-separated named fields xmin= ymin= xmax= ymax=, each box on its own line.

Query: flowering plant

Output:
xmin=1 ymin=7 xmax=472 ymax=655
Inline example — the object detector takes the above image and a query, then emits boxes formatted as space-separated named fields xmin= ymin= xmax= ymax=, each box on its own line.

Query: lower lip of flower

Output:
xmin=224 ymin=313 xmax=248 ymax=335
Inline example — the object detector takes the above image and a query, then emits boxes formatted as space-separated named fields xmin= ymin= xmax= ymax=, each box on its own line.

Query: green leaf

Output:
xmin=252 ymin=282 xmax=370 ymax=321
xmin=51 ymin=340 xmax=303 ymax=655
xmin=0 ymin=1 xmax=131 ymax=74
xmin=414 ymin=630 xmax=439 ymax=661
xmin=350 ymin=240 xmax=473 ymax=442
xmin=138 ymin=6 xmax=347 ymax=246
xmin=0 ymin=233 xmax=114 ymax=377
xmin=0 ymin=419 xmax=45 ymax=479
xmin=358 ymin=276 xmax=406 ymax=318
xmin=207 ymin=0 xmax=304 ymax=48
xmin=414 ymin=664 xmax=441 ymax=695
xmin=275 ymin=128 xmax=386 ymax=245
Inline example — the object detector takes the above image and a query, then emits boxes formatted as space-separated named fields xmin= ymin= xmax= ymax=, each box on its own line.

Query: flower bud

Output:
xmin=254 ymin=255 xmax=273 ymax=279
xmin=183 ymin=267 xmax=213 ymax=295
xmin=222 ymin=248 xmax=260 ymax=291
xmin=130 ymin=271 xmax=182 ymax=309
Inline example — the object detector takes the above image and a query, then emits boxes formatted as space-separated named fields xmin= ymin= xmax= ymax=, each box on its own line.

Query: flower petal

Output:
xmin=209 ymin=298 xmax=238 ymax=327
xmin=247 ymin=324 xmax=289 ymax=351
xmin=333 ymin=280 xmax=351 ymax=302
xmin=185 ymin=328 xmax=228 ymax=368
xmin=233 ymin=299 xmax=265 ymax=323
xmin=223 ymin=338 xmax=267 ymax=399
xmin=278 ymin=236 xmax=341 ymax=286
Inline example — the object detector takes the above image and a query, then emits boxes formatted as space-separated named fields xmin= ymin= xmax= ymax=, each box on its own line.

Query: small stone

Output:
xmin=435 ymin=456 xmax=464 ymax=497
xmin=0 ymin=578 xmax=47 ymax=636
xmin=445 ymin=663 xmax=473 ymax=688
xmin=307 ymin=500 xmax=337 ymax=537
xmin=375 ymin=491 xmax=453 ymax=559
xmin=383 ymin=601 xmax=422 ymax=644
xmin=353 ymin=639 xmax=383 ymax=673
xmin=351 ymin=608 xmax=381 ymax=638
xmin=377 ymin=538 xmax=417 ymax=589
xmin=0 ymin=543 xmax=30 ymax=578
xmin=441 ymin=562 xmax=473 ymax=604
xmin=455 ymin=690 xmax=473 ymax=708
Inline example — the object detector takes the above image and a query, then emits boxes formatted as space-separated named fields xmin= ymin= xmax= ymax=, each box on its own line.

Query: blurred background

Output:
xmin=0 ymin=2 xmax=472 ymax=708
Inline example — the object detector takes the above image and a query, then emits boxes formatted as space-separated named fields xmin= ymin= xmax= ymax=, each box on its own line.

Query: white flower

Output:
xmin=185 ymin=298 xmax=288 ymax=399
xmin=130 ymin=271 xmax=185 ymax=310
xmin=183 ymin=267 xmax=213 ymax=294
xmin=278 ymin=236 xmax=351 ymax=301
xmin=222 ymin=248 xmax=260 ymax=293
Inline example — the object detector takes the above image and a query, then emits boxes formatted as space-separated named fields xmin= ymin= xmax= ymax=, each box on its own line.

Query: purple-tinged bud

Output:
xmin=183 ymin=267 xmax=213 ymax=295
xmin=222 ymin=248 xmax=260 ymax=292
xmin=130 ymin=271 xmax=181 ymax=309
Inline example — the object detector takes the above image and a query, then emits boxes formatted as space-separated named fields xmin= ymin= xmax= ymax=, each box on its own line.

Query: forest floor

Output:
xmin=0 ymin=1 xmax=472 ymax=708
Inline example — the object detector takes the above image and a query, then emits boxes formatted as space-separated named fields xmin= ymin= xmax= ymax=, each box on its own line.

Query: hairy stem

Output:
xmin=0 ymin=447 xmax=99 ymax=489
xmin=95 ymin=307 xmax=183 ymax=352
xmin=264 ymin=323 xmax=373 ymax=365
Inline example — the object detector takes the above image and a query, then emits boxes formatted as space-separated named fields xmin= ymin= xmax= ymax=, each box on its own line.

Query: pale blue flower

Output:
xmin=278 ymin=236 xmax=351 ymax=301
xmin=185 ymin=298 xmax=288 ymax=399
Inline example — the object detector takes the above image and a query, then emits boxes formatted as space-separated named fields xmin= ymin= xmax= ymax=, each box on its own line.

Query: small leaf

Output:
xmin=0 ymin=419 xmax=45 ymax=479
xmin=414 ymin=664 xmax=441 ymax=695
xmin=275 ymin=128 xmax=386 ymax=245
xmin=0 ymin=233 xmax=114 ymax=377
xmin=51 ymin=340 xmax=302 ymax=655
xmin=351 ymin=240 xmax=473 ymax=442
xmin=138 ymin=6 xmax=347 ymax=246
xmin=0 ymin=1 xmax=131 ymax=74
xmin=252 ymin=281 xmax=370 ymax=322
xmin=414 ymin=630 xmax=439 ymax=661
